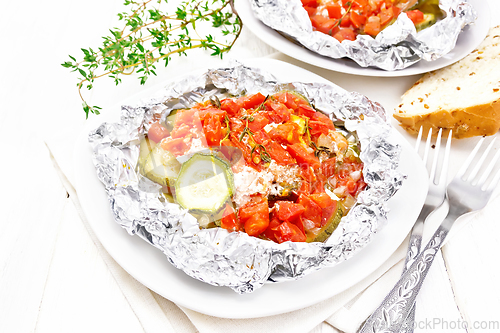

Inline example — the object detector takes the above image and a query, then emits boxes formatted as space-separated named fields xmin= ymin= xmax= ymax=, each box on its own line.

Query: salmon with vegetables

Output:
xmin=137 ymin=91 xmax=366 ymax=243
xmin=303 ymin=0 xmax=444 ymax=42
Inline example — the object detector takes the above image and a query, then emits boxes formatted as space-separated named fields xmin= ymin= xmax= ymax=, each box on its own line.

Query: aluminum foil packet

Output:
xmin=89 ymin=62 xmax=405 ymax=293
xmin=249 ymin=0 xmax=477 ymax=70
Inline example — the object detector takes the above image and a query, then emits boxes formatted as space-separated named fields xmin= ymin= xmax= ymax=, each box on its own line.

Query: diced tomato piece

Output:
xmin=175 ymin=108 xmax=197 ymax=126
xmin=304 ymin=6 xmax=316 ymax=16
xmin=340 ymin=15 xmax=351 ymax=28
xmin=326 ymin=3 xmax=342 ymax=19
xmin=239 ymin=198 xmax=270 ymax=236
xmin=170 ymin=123 xmax=191 ymax=139
xmin=263 ymin=214 xmax=281 ymax=242
xmin=321 ymin=157 xmax=338 ymax=178
xmin=351 ymin=0 xmax=368 ymax=10
xmin=275 ymin=201 xmax=305 ymax=221
xmin=364 ymin=15 xmax=381 ymax=36
xmin=160 ymin=137 xmax=189 ymax=156
xmin=203 ymin=113 xmax=223 ymax=146
xmin=266 ymin=101 xmax=291 ymax=123
xmin=405 ymin=9 xmax=424 ymax=24
xmin=350 ymin=11 xmax=366 ymax=29
xmin=308 ymin=120 xmax=330 ymax=138
xmin=266 ymin=141 xmax=295 ymax=165
xmin=269 ymin=122 xmax=299 ymax=145
xmin=297 ymin=194 xmax=322 ymax=227
xmin=346 ymin=179 xmax=358 ymax=195
xmin=301 ymin=0 xmax=318 ymax=8
xmin=309 ymin=193 xmax=334 ymax=209
xmin=197 ymin=107 xmax=226 ymax=123
xmin=379 ymin=6 xmax=394 ymax=26
xmin=274 ymin=92 xmax=309 ymax=112
xmin=248 ymin=113 xmax=270 ymax=133
xmin=310 ymin=15 xmax=339 ymax=36
xmin=311 ymin=112 xmax=335 ymax=130
xmin=148 ymin=122 xmax=169 ymax=143
xmin=240 ymin=93 xmax=266 ymax=110
xmin=275 ymin=221 xmax=306 ymax=243
xmin=333 ymin=28 xmax=357 ymax=42
xmin=229 ymin=133 xmax=260 ymax=170
xmin=220 ymin=98 xmax=241 ymax=116
xmin=320 ymin=200 xmax=338 ymax=227
xmin=297 ymin=104 xmax=317 ymax=118
xmin=287 ymin=143 xmax=321 ymax=169
xmin=220 ymin=204 xmax=242 ymax=232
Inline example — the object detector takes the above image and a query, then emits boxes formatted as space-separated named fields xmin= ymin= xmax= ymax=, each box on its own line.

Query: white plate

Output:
xmin=236 ymin=0 xmax=490 ymax=77
xmin=73 ymin=59 xmax=428 ymax=319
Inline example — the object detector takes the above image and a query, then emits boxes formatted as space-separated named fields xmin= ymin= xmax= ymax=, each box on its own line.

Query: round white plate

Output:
xmin=236 ymin=0 xmax=490 ymax=77
xmin=73 ymin=59 xmax=428 ymax=319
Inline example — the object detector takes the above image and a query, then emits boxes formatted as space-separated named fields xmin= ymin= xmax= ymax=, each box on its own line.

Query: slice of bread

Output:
xmin=393 ymin=26 xmax=500 ymax=139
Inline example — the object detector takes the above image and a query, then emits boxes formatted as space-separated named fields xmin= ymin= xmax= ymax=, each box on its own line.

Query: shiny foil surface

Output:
xmin=249 ymin=0 xmax=477 ymax=70
xmin=89 ymin=62 xmax=404 ymax=293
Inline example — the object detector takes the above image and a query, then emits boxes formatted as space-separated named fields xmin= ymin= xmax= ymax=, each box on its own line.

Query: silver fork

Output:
xmin=360 ymin=137 xmax=500 ymax=333
xmin=399 ymin=128 xmax=452 ymax=332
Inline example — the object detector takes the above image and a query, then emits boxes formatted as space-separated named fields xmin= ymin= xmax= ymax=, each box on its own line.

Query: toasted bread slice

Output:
xmin=393 ymin=26 xmax=500 ymax=139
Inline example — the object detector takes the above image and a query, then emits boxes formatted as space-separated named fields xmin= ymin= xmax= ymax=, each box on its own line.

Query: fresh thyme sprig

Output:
xmin=220 ymin=114 xmax=231 ymax=144
xmin=333 ymin=1 xmax=353 ymax=29
xmin=251 ymin=144 xmax=272 ymax=163
xmin=62 ymin=0 xmax=242 ymax=118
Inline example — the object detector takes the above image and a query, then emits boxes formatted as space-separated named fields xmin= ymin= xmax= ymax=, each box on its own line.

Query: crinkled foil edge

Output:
xmin=89 ymin=62 xmax=405 ymax=293
xmin=249 ymin=0 xmax=477 ymax=70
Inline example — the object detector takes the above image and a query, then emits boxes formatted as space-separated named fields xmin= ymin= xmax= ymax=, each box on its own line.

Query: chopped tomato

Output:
xmin=239 ymin=198 xmax=270 ymax=236
xmin=197 ymin=107 xmax=225 ymax=123
xmin=379 ymin=6 xmax=394 ymax=26
xmin=275 ymin=221 xmax=306 ymax=243
xmin=220 ymin=204 xmax=242 ymax=232
xmin=340 ymin=16 xmax=351 ymax=28
xmin=248 ymin=113 xmax=270 ymax=133
xmin=269 ymin=123 xmax=300 ymax=145
xmin=311 ymin=112 xmax=335 ymax=130
xmin=321 ymin=157 xmax=338 ymax=178
xmin=170 ymin=123 xmax=191 ymax=139
xmin=297 ymin=194 xmax=322 ymax=227
xmin=175 ymin=108 xmax=197 ymax=127
xmin=308 ymin=120 xmax=330 ymax=138
xmin=320 ymin=200 xmax=338 ymax=227
xmin=160 ymin=138 xmax=189 ymax=156
xmin=220 ymin=98 xmax=241 ymax=116
xmin=263 ymin=215 xmax=281 ymax=242
xmin=148 ymin=122 xmax=169 ymax=143
xmin=266 ymin=142 xmax=296 ymax=165
xmin=266 ymin=101 xmax=291 ymax=123
xmin=350 ymin=11 xmax=366 ymax=29
xmin=301 ymin=0 xmax=318 ymax=8
xmin=287 ymin=143 xmax=321 ymax=169
xmin=274 ymin=92 xmax=309 ymax=112
xmin=326 ymin=3 xmax=342 ymax=19
xmin=297 ymin=104 xmax=317 ymax=119
xmin=309 ymin=193 xmax=334 ymax=209
xmin=304 ymin=6 xmax=316 ymax=16
xmin=310 ymin=16 xmax=337 ymax=35
xmin=275 ymin=201 xmax=305 ymax=221
xmin=240 ymin=93 xmax=266 ymax=110
xmin=364 ymin=15 xmax=381 ymax=36
xmin=203 ymin=113 xmax=223 ymax=146
xmin=405 ymin=9 xmax=424 ymax=24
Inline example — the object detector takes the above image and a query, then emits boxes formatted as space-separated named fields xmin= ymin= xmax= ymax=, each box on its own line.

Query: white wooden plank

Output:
xmin=34 ymin=198 xmax=145 ymax=333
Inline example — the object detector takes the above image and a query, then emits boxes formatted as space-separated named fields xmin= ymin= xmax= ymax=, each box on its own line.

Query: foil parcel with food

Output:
xmin=89 ymin=63 xmax=404 ymax=293
xmin=249 ymin=0 xmax=477 ymax=70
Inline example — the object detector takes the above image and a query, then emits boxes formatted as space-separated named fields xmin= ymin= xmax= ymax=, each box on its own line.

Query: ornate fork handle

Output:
xmin=359 ymin=202 xmax=469 ymax=333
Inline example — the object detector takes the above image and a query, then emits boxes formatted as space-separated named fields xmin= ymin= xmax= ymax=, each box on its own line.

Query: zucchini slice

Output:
xmin=306 ymin=204 xmax=343 ymax=243
xmin=174 ymin=153 xmax=234 ymax=214
xmin=140 ymin=143 xmax=181 ymax=187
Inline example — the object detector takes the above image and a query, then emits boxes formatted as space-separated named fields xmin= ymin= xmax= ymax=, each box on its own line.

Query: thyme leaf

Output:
xmin=63 ymin=0 xmax=242 ymax=117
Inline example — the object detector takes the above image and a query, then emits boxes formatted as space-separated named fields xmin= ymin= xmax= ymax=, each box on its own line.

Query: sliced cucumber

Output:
xmin=306 ymin=205 xmax=343 ymax=243
xmin=415 ymin=13 xmax=437 ymax=32
xmin=140 ymin=143 xmax=181 ymax=187
xmin=174 ymin=153 xmax=234 ymax=214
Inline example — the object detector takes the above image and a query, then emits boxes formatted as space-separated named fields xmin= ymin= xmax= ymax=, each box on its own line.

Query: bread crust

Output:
xmin=393 ymin=100 xmax=500 ymax=138
xmin=393 ymin=26 xmax=500 ymax=139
